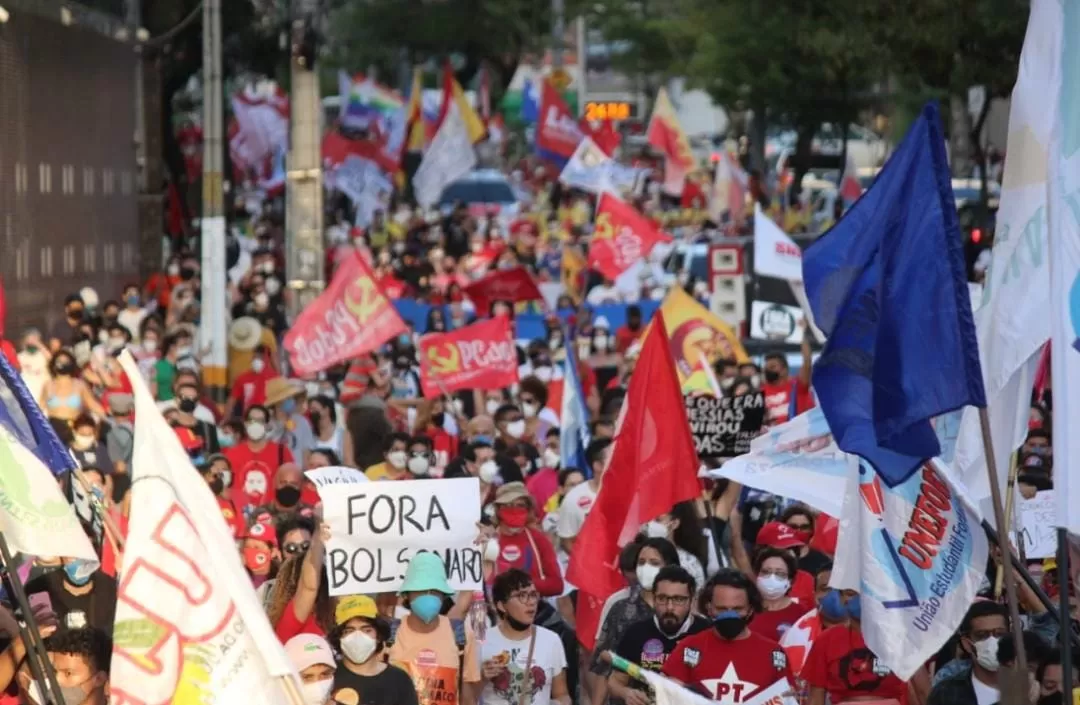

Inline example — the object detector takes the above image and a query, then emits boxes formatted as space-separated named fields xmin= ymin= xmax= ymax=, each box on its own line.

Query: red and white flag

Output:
xmin=589 ymin=193 xmax=672 ymax=281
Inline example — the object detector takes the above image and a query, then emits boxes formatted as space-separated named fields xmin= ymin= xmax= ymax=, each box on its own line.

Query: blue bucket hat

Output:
xmin=399 ymin=552 xmax=454 ymax=595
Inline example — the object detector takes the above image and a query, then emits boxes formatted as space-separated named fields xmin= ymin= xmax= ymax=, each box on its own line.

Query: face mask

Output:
xmin=243 ymin=546 xmax=272 ymax=573
xmin=644 ymin=521 xmax=669 ymax=539
xmin=522 ymin=402 xmax=538 ymax=419
xmin=479 ymin=460 xmax=499 ymax=484
xmin=180 ymin=266 xmax=197 ymax=281
xmin=845 ymin=594 xmax=862 ymax=621
xmin=472 ymin=434 xmax=493 ymax=446
xmin=713 ymin=610 xmax=747 ymax=640
xmin=54 ymin=361 xmax=75 ymax=376
xmin=749 ymin=374 xmax=761 ymax=388
xmin=108 ymin=337 xmax=126 ymax=351
xmin=756 ymin=575 xmax=791 ymax=600
xmin=411 ymin=594 xmax=443 ymax=623
xmin=542 ymin=448 xmax=560 ymax=468
xmin=387 ymin=450 xmax=408 ymax=469
xmin=126 ymin=294 xmax=140 ymax=307
xmin=764 ymin=369 xmax=781 ymax=384
xmin=261 ymin=261 xmax=276 ymax=274
xmin=301 ymin=678 xmax=334 ymax=705
xmin=974 ymin=635 xmax=1000 ymax=672
xmin=143 ymin=339 xmax=158 ymax=353
xmin=485 ymin=399 xmax=501 ymax=416
xmin=178 ymin=398 xmax=198 ymax=414
xmin=276 ymin=485 xmax=301 ymax=507
xmin=219 ymin=434 xmax=236 ymax=449
xmin=221 ymin=469 xmax=233 ymax=487
xmin=340 ymin=630 xmax=378 ymax=664
xmin=61 ymin=682 xmax=94 ymax=705
xmin=636 ymin=564 xmax=661 ymax=591
xmin=408 ymin=455 xmax=431 ymax=476
xmin=819 ymin=590 xmax=847 ymax=622
xmin=168 ymin=263 xmax=180 ymax=276
xmin=252 ymin=358 xmax=266 ymax=373
xmin=281 ymin=398 xmax=297 ymax=415
xmin=245 ymin=421 xmax=267 ymax=441
xmin=506 ymin=420 xmax=526 ymax=439
xmin=73 ymin=433 xmax=96 ymax=450
xmin=534 ymin=365 xmax=554 ymax=383
xmin=209 ymin=477 xmax=224 ymax=495
xmin=593 ymin=336 xmax=610 ymax=352
xmin=453 ymin=399 xmax=465 ymax=415
xmin=498 ymin=506 xmax=529 ymax=528
xmin=64 ymin=559 xmax=94 ymax=586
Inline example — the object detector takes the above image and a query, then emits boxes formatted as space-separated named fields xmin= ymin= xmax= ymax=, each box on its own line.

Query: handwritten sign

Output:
xmin=684 ymin=391 xmax=766 ymax=458
xmin=319 ymin=477 xmax=482 ymax=595
xmin=304 ymin=465 xmax=369 ymax=488
xmin=1017 ymin=490 xmax=1056 ymax=559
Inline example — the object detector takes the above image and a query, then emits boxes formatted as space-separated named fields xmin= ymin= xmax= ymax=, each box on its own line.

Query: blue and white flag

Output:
xmin=831 ymin=458 xmax=987 ymax=679
xmin=560 ymin=344 xmax=592 ymax=475
xmin=0 ymin=349 xmax=75 ymax=476
xmin=704 ymin=407 xmax=850 ymax=517
xmin=559 ymin=137 xmax=646 ymax=196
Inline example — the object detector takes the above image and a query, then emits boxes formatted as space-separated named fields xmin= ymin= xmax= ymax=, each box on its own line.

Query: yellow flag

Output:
xmin=647 ymin=287 xmax=748 ymax=393
xmin=562 ymin=247 xmax=587 ymax=302
xmin=405 ymin=67 xmax=426 ymax=152
xmin=450 ymin=76 xmax=487 ymax=144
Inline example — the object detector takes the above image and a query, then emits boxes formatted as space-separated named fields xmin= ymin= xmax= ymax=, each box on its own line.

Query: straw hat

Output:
xmin=264 ymin=377 xmax=303 ymax=408
xmin=228 ymin=317 xmax=262 ymax=351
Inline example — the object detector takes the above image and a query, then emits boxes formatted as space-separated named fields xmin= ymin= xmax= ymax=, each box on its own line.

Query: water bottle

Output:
xmin=468 ymin=590 xmax=488 ymax=643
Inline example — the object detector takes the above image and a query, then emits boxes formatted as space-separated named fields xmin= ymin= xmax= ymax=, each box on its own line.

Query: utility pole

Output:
xmin=285 ymin=0 xmax=324 ymax=329
xmin=551 ymin=0 xmax=566 ymax=68
xmin=200 ymin=0 xmax=228 ymax=402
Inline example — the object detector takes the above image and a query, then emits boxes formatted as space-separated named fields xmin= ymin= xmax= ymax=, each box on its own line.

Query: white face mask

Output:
xmin=301 ymin=678 xmax=333 ymax=705
xmin=73 ymin=433 xmax=96 ymax=450
xmin=636 ymin=564 xmax=661 ymax=591
xmin=522 ymin=402 xmax=538 ymax=419
xmin=506 ymin=419 xmax=526 ymax=439
xmin=485 ymin=399 xmax=501 ymax=416
xmin=252 ymin=358 xmax=266 ymax=373
xmin=341 ymin=631 xmax=378 ymax=664
xmin=453 ymin=399 xmax=465 ymax=415
xmin=479 ymin=460 xmax=499 ymax=484
xmin=408 ymin=455 xmax=430 ymax=476
xmin=534 ymin=365 xmax=554 ymax=383
xmin=974 ymin=636 xmax=1000 ymax=672
xmin=644 ymin=521 xmax=669 ymax=539
xmin=143 ymin=339 xmax=158 ymax=353
xmin=245 ymin=421 xmax=267 ymax=442
xmin=254 ymin=292 xmax=270 ymax=308
xmin=593 ymin=335 xmax=610 ymax=352
xmin=265 ymin=277 xmax=281 ymax=296
xmin=542 ymin=448 xmax=560 ymax=468
xmin=387 ymin=450 xmax=408 ymax=469
xmin=756 ymin=574 xmax=791 ymax=600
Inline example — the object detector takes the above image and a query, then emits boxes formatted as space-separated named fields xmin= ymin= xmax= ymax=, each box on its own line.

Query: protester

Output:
xmin=556 ymin=439 xmax=612 ymax=553
xmin=487 ymin=482 xmax=564 ymax=597
xmin=365 ymin=431 xmax=413 ymax=481
xmin=926 ymin=601 xmax=1010 ymax=705
xmin=643 ymin=501 xmax=708 ymax=592
xmin=329 ymin=595 xmax=418 ymax=705
xmin=17 ymin=627 xmax=111 ymax=705
xmin=749 ymin=547 xmax=812 ymax=641
xmin=267 ymin=377 xmax=314 ymax=465
xmin=25 ymin=557 xmax=117 ymax=636
xmin=226 ymin=403 xmax=294 ymax=513
xmin=40 ymin=349 xmax=103 ymax=421
xmin=285 ymin=633 xmax=337 ymax=705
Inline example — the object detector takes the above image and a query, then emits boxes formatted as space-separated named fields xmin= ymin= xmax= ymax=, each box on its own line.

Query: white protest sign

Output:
xmin=320 ymin=477 xmax=483 ymax=595
xmin=305 ymin=465 xmax=369 ymax=488
xmin=1016 ymin=490 xmax=1056 ymax=559
xmin=750 ymin=301 xmax=806 ymax=343
xmin=743 ymin=678 xmax=798 ymax=705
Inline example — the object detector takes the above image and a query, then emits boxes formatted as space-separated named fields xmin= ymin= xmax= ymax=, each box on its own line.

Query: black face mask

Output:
xmin=713 ymin=611 xmax=747 ymax=640
xmin=503 ymin=612 xmax=532 ymax=632
xmin=432 ymin=412 xmax=445 ymax=427
xmin=763 ymin=369 xmax=781 ymax=384
xmin=628 ymin=318 xmax=641 ymax=331
xmin=54 ymin=362 xmax=75 ymax=376
xmin=208 ymin=477 xmax=224 ymax=495
xmin=178 ymin=398 xmax=198 ymax=414
xmin=276 ymin=485 xmax=301 ymax=507
xmin=180 ymin=267 xmax=197 ymax=281
xmin=67 ymin=309 xmax=84 ymax=322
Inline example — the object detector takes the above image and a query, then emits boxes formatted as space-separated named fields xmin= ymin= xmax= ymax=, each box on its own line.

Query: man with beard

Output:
xmin=608 ymin=566 xmax=709 ymax=705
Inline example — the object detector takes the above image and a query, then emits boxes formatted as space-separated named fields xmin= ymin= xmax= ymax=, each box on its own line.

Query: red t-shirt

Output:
xmin=663 ymin=628 xmax=794 ymax=702
xmin=791 ymin=570 xmax=816 ymax=606
xmin=750 ymin=600 xmax=812 ymax=642
xmin=760 ymin=378 xmax=814 ymax=426
xmin=225 ymin=441 xmax=294 ymax=510
xmin=230 ymin=367 xmax=277 ymax=409
xmin=802 ymin=625 xmax=907 ymax=705
xmin=614 ymin=325 xmax=643 ymax=354
xmin=493 ymin=528 xmax=564 ymax=597
xmin=275 ymin=597 xmax=324 ymax=643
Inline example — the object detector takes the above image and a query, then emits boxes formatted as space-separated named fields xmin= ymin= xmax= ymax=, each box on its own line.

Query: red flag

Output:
xmin=418 ymin=317 xmax=518 ymax=397
xmin=284 ymin=251 xmax=407 ymax=376
xmin=567 ymin=311 xmax=701 ymax=629
xmin=536 ymin=79 xmax=585 ymax=163
xmin=588 ymin=193 xmax=673 ymax=281
xmin=464 ymin=267 xmax=543 ymax=315
xmin=582 ymin=119 xmax=621 ymax=157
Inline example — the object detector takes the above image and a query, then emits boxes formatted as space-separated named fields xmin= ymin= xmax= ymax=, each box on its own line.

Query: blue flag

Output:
xmin=521 ymin=79 xmax=539 ymax=124
xmin=560 ymin=343 xmax=592 ymax=476
xmin=0 ymin=351 xmax=76 ymax=477
xmin=802 ymin=103 xmax=985 ymax=487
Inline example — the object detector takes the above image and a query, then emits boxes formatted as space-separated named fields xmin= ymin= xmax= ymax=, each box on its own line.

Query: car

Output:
xmin=437 ymin=169 xmax=524 ymax=218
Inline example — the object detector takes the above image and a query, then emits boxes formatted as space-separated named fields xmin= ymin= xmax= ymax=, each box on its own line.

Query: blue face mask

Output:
xmin=472 ymin=435 xmax=493 ymax=445
xmin=281 ymin=398 xmax=297 ymax=415
xmin=411 ymin=594 xmax=443 ymax=624
xmin=819 ymin=590 xmax=846 ymax=622
xmin=219 ymin=435 xmax=236 ymax=449
xmin=845 ymin=594 xmax=862 ymax=621
xmin=64 ymin=559 xmax=94 ymax=587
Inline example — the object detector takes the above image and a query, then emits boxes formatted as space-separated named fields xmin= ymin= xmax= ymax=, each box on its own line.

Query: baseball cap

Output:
xmin=756 ymin=521 xmax=807 ymax=550
xmin=335 ymin=595 xmax=378 ymax=626
xmin=241 ymin=519 xmax=278 ymax=547
xmin=494 ymin=481 xmax=532 ymax=506
xmin=284 ymin=634 xmax=335 ymax=672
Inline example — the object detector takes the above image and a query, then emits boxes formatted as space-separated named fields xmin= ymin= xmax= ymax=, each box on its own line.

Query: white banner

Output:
xmin=305 ymin=465 xmax=369 ymax=488
xmin=559 ymin=136 xmax=645 ymax=195
xmin=319 ymin=477 xmax=483 ymax=596
xmin=1015 ymin=490 xmax=1056 ymax=559
xmin=413 ymin=101 xmax=478 ymax=208
xmin=754 ymin=204 xmax=803 ymax=281
xmin=111 ymin=353 xmax=298 ymax=705
xmin=749 ymin=301 xmax=806 ymax=344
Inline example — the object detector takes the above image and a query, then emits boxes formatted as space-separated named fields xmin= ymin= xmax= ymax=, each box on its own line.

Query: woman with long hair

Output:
xmin=267 ymin=520 xmax=337 ymax=642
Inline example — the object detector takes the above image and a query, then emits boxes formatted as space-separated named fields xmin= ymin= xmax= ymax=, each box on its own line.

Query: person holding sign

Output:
xmin=329 ymin=596 xmax=418 ymax=705
xmin=388 ymin=553 xmax=482 ymax=705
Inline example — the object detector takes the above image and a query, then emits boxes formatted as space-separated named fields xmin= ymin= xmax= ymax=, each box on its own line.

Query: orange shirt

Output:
xmin=388 ymin=616 xmax=481 ymax=705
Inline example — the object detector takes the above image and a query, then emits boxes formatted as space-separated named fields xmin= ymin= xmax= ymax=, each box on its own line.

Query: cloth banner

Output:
xmin=684 ymin=391 xmax=765 ymax=458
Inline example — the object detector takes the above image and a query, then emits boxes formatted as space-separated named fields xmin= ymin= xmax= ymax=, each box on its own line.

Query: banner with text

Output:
xmin=418 ymin=317 xmax=518 ymax=397
xmin=319 ymin=477 xmax=482 ymax=596
xmin=684 ymin=391 xmax=765 ymax=458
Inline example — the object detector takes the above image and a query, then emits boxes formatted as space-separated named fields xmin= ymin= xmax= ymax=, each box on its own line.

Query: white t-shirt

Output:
xmin=480 ymin=625 xmax=566 ymax=705
xmin=971 ymin=673 xmax=999 ymax=705
xmin=556 ymin=482 xmax=598 ymax=540
xmin=117 ymin=307 xmax=148 ymax=340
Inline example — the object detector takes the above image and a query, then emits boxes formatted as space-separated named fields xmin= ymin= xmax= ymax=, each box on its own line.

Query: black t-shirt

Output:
xmin=798 ymin=548 xmax=832 ymax=577
xmin=24 ymin=571 xmax=117 ymax=637
xmin=333 ymin=663 xmax=419 ymax=705
xmin=614 ymin=615 xmax=709 ymax=694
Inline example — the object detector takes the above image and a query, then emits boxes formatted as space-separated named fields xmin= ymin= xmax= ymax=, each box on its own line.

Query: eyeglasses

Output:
xmin=284 ymin=541 xmax=310 ymax=555
xmin=655 ymin=595 xmax=691 ymax=607
xmin=510 ymin=591 xmax=540 ymax=604
xmin=759 ymin=570 xmax=790 ymax=580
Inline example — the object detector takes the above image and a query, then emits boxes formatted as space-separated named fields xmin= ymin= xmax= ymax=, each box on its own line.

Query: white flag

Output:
xmin=953 ymin=0 xmax=1056 ymax=508
xmin=110 ymin=352 xmax=299 ymax=705
xmin=559 ymin=136 xmax=645 ymax=195
xmin=0 ymin=428 xmax=98 ymax=566
xmin=413 ymin=100 xmax=478 ymax=208
xmin=753 ymin=204 xmax=802 ymax=282
xmin=1048 ymin=0 xmax=1080 ymax=532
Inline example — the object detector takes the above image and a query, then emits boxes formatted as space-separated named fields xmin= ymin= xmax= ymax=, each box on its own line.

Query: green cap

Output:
xmin=399 ymin=552 xmax=454 ymax=595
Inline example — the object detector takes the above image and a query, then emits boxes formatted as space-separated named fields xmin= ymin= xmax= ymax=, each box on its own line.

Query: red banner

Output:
xmin=464 ymin=267 xmax=543 ymax=315
xmin=536 ymin=79 xmax=584 ymax=163
xmin=418 ymin=317 xmax=518 ymax=397
xmin=284 ymin=251 xmax=407 ymax=376
xmin=589 ymin=193 xmax=673 ymax=281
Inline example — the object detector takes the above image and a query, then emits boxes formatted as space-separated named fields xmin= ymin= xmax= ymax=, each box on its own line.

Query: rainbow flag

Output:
xmin=338 ymin=71 xmax=405 ymax=133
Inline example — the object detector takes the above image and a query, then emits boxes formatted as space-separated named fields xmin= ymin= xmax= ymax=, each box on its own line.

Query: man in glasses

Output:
xmin=480 ymin=568 xmax=571 ymax=705
xmin=608 ymin=566 xmax=708 ymax=705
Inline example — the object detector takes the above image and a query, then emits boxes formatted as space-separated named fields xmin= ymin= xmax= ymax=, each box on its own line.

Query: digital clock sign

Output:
xmin=584 ymin=101 xmax=633 ymax=122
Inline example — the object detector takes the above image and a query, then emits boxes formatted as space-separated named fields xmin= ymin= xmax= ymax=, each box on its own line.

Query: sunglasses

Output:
xmin=284 ymin=540 xmax=311 ymax=556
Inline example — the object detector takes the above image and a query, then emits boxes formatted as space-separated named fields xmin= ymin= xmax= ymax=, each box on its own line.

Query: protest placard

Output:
xmin=1016 ymin=490 xmax=1056 ymax=559
xmin=304 ymin=465 xmax=369 ymax=488
xmin=318 ymin=477 xmax=483 ymax=596
xmin=684 ymin=391 xmax=766 ymax=458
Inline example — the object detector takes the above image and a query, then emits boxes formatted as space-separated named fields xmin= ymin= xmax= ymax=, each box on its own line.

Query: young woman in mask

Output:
xmin=330 ymin=596 xmax=418 ymax=705
xmin=39 ymin=350 xmax=103 ymax=422
xmin=643 ymin=502 xmax=709 ymax=595
xmin=308 ymin=394 xmax=346 ymax=459
xmin=749 ymin=548 xmax=812 ymax=642
xmin=285 ymin=634 xmax=338 ymax=705
xmin=488 ymin=483 xmax=564 ymax=597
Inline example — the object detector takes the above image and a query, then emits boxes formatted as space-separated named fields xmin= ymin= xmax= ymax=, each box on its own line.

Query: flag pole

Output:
xmin=978 ymin=408 xmax=1029 ymax=678
xmin=0 ymin=535 xmax=67 ymax=705
xmin=994 ymin=455 xmax=1020 ymax=599
xmin=276 ymin=674 xmax=306 ymax=705
xmin=1058 ymin=528 xmax=1073 ymax=702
